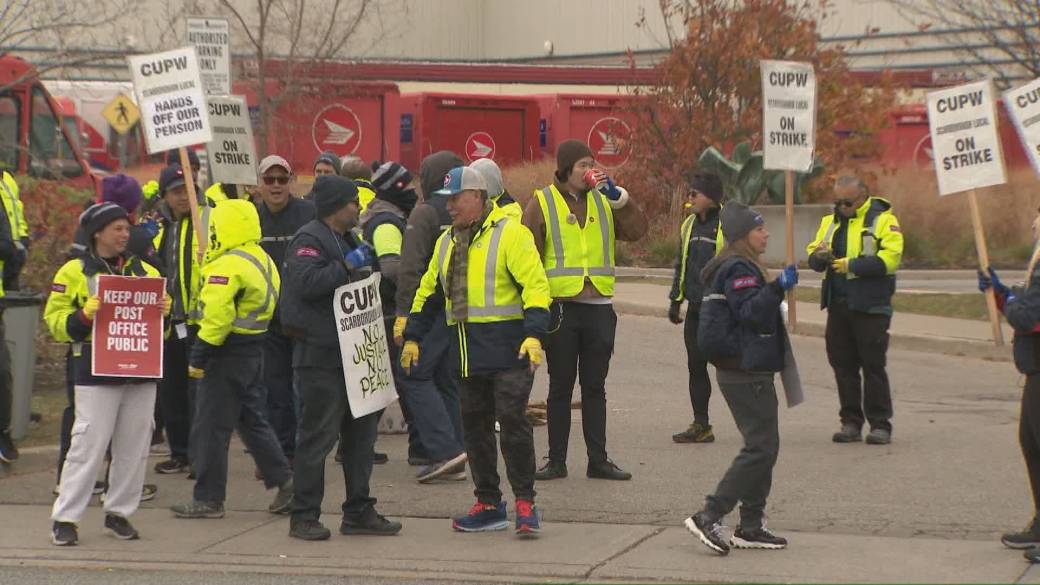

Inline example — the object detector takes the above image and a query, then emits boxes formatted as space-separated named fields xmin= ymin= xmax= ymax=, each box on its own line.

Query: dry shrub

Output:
xmin=879 ymin=168 xmax=1040 ymax=269
xmin=501 ymin=159 xmax=556 ymax=210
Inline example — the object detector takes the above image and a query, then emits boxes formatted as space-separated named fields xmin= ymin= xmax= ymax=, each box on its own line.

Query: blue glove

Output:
xmin=777 ymin=265 xmax=799 ymax=291
xmin=979 ymin=267 xmax=1010 ymax=298
xmin=344 ymin=244 xmax=375 ymax=270
xmin=141 ymin=218 xmax=160 ymax=238
xmin=599 ymin=176 xmax=622 ymax=201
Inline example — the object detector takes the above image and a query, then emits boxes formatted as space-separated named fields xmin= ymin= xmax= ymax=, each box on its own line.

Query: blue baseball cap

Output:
xmin=434 ymin=166 xmax=487 ymax=196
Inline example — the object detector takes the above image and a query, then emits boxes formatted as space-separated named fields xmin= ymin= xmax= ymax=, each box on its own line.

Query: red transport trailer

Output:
xmin=398 ymin=93 xmax=540 ymax=173
xmin=233 ymin=79 xmax=400 ymax=177
xmin=535 ymin=93 xmax=638 ymax=169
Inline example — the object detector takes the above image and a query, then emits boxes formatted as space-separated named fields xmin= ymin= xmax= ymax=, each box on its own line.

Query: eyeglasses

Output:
xmin=834 ymin=198 xmax=856 ymax=208
xmin=262 ymin=176 xmax=290 ymax=185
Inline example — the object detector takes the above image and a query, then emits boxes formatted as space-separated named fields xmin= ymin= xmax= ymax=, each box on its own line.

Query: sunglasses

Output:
xmin=262 ymin=176 xmax=290 ymax=185
xmin=834 ymin=198 xmax=856 ymax=208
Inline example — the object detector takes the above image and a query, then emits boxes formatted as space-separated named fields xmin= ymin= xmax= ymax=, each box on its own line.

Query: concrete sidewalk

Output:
xmin=614 ymin=281 xmax=1015 ymax=362
xmin=0 ymin=504 xmax=1035 ymax=584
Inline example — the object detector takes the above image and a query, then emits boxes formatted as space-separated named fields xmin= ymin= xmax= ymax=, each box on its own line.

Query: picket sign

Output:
xmin=333 ymin=273 xmax=398 ymax=418
xmin=1005 ymin=78 xmax=1040 ymax=286
xmin=206 ymin=95 xmax=259 ymax=186
xmin=761 ymin=60 xmax=817 ymax=332
xmin=92 ymin=276 xmax=166 ymax=378
xmin=927 ymin=79 xmax=1007 ymax=346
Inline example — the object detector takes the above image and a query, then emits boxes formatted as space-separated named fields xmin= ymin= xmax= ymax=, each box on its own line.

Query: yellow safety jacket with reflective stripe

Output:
xmin=806 ymin=197 xmax=903 ymax=278
xmin=1 ymin=171 xmax=28 ymax=241
xmin=196 ymin=200 xmax=280 ymax=346
xmin=534 ymin=184 xmax=616 ymax=298
xmin=358 ymin=184 xmax=376 ymax=213
xmin=673 ymin=210 xmax=724 ymax=303
xmin=414 ymin=205 xmax=550 ymax=325
xmin=153 ymin=205 xmax=212 ymax=324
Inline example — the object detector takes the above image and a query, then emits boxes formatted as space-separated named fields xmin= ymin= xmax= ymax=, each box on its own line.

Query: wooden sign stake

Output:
xmin=968 ymin=188 xmax=1004 ymax=346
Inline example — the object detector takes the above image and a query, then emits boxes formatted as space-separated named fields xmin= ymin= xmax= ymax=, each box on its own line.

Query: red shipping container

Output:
xmin=399 ymin=93 xmax=540 ymax=173
xmin=233 ymin=79 xmax=400 ymax=176
xmin=536 ymin=93 xmax=638 ymax=169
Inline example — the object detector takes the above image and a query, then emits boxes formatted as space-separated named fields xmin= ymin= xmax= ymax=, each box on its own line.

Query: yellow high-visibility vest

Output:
xmin=534 ymin=184 xmax=615 ymax=298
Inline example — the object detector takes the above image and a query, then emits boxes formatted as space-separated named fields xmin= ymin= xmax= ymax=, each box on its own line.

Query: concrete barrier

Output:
xmin=757 ymin=204 xmax=832 ymax=265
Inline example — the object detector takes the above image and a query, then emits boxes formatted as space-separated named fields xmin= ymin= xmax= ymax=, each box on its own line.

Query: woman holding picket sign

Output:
xmin=683 ymin=202 xmax=798 ymax=556
xmin=44 ymin=202 xmax=170 ymax=546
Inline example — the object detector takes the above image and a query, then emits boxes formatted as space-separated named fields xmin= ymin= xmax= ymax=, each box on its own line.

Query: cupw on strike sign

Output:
xmin=92 ymin=276 xmax=165 ymax=378
xmin=927 ymin=79 xmax=1007 ymax=196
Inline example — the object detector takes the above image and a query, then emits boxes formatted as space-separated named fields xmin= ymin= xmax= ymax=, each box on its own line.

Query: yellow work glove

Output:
xmin=82 ymin=296 xmax=100 ymax=320
xmin=188 ymin=366 xmax=205 ymax=379
xmin=393 ymin=316 xmax=408 ymax=347
xmin=831 ymin=257 xmax=850 ymax=274
xmin=142 ymin=180 xmax=159 ymax=201
xmin=518 ymin=337 xmax=543 ymax=372
xmin=400 ymin=341 xmax=420 ymax=373
xmin=162 ymin=294 xmax=173 ymax=317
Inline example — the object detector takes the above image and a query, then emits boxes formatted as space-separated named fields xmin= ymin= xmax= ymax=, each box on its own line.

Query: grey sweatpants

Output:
xmin=703 ymin=372 xmax=780 ymax=530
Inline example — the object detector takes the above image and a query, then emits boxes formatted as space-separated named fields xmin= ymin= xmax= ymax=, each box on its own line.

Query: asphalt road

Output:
xmin=0 ymin=567 xmax=455 ymax=585
xmin=1 ymin=314 xmax=1028 ymax=542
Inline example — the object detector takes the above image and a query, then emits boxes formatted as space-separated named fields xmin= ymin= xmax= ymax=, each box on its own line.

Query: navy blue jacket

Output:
xmin=1007 ymin=266 xmax=1040 ymax=375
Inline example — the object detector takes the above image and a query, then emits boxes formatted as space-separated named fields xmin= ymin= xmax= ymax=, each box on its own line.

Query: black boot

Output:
xmin=587 ymin=459 xmax=632 ymax=481
xmin=534 ymin=459 xmax=567 ymax=481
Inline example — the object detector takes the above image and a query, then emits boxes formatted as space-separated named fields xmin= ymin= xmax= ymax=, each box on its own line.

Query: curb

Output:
xmin=613 ymin=301 xmax=1013 ymax=363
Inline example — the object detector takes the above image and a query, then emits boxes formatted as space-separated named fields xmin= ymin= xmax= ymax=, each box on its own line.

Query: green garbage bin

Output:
xmin=2 ymin=291 xmax=43 ymax=440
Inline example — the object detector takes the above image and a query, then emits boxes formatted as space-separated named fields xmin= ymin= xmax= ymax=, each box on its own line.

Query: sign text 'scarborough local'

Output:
xmin=186 ymin=17 xmax=231 ymax=96
xmin=334 ymin=273 xmax=398 ymax=418
xmin=312 ymin=104 xmax=362 ymax=157
xmin=761 ymin=60 xmax=817 ymax=172
xmin=587 ymin=117 xmax=632 ymax=168
xmin=465 ymin=131 xmax=496 ymax=161
xmin=1004 ymin=78 xmax=1040 ymax=176
xmin=206 ymin=95 xmax=258 ymax=185
xmin=927 ymin=79 xmax=1007 ymax=196
xmin=127 ymin=47 xmax=213 ymax=154
xmin=92 ymin=275 xmax=166 ymax=378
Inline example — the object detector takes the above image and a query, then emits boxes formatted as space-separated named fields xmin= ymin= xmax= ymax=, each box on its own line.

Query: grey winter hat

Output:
xmin=720 ymin=201 xmax=764 ymax=243
xmin=469 ymin=158 xmax=504 ymax=197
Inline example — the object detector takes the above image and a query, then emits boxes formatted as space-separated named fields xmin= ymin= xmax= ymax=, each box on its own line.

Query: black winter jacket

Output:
xmin=1006 ymin=266 xmax=1040 ymax=375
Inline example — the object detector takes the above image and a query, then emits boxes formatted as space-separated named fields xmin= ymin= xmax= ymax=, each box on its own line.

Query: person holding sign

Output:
xmin=980 ymin=215 xmax=1040 ymax=561
xmin=806 ymin=175 xmax=903 ymax=446
xmin=685 ymin=202 xmax=797 ymax=555
xmin=281 ymin=175 xmax=401 ymax=541
xmin=152 ymin=164 xmax=211 ymax=476
xmin=403 ymin=166 xmax=551 ymax=536
xmin=171 ymin=200 xmax=293 ymax=520
xmin=668 ymin=171 xmax=725 ymax=444
xmin=523 ymin=140 xmax=648 ymax=482
xmin=45 ymin=202 xmax=168 ymax=546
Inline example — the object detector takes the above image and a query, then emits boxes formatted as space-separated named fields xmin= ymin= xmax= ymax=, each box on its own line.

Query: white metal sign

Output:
xmin=186 ymin=17 xmax=231 ymax=96
xmin=927 ymin=79 xmax=1007 ymax=196
xmin=127 ymin=47 xmax=212 ymax=154
xmin=206 ymin=95 xmax=258 ymax=185
xmin=1004 ymin=78 xmax=1040 ymax=176
xmin=334 ymin=273 xmax=398 ymax=418
xmin=761 ymin=60 xmax=817 ymax=172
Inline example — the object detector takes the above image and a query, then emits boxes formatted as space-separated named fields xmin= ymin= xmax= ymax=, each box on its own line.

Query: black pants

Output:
xmin=825 ymin=300 xmax=893 ymax=432
xmin=684 ymin=313 xmax=713 ymax=425
xmin=1020 ymin=374 xmax=1040 ymax=516
xmin=292 ymin=365 xmax=378 ymax=522
xmin=263 ymin=329 xmax=296 ymax=458
xmin=160 ymin=330 xmax=194 ymax=460
xmin=192 ymin=343 xmax=290 ymax=503
xmin=545 ymin=302 xmax=616 ymax=464
xmin=460 ymin=366 xmax=536 ymax=504
xmin=704 ymin=375 xmax=780 ymax=530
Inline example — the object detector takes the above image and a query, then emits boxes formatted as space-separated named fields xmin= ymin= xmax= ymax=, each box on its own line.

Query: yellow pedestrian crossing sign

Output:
xmin=102 ymin=93 xmax=140 ymax=135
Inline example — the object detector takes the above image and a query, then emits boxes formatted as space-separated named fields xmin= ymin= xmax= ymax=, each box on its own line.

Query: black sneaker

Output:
xmin=731 ymin=525 xmax=787 ymax=549
xmin=673 ymin=422 xmax=715 ymax=444
xmin=372 ymin=451 xmax=389 ymax=465
xmin=684 ymin=512 xmax=729 ymax=556
xmin=865 ymin=428 xmax=891 ymax=445
xmin=340 ymin=508 xmax=402 ymax=536
xmin=104 ymin=514 xmax=139 ymax=540
xmin=832 ymin=423 xmax=862 ymax=443
xmin=268 ymin=478 xmax=294 ymax=514
xmin=101 ymin=483 xmax=156 ymax=503
xmin=290 ymin=518 xmax=331 ymax=541
xmin=1025 ymin=548 xmax=1040 ymax=563
xmin=1002 ymin=521 xmax=1040 ymax=549
xmin=587 ymin=459 xmax=632 ymax=481
xmin=155 ymin=457 xmax=190 ymax=474
xmin=535 ymin=459 xmax=567 ymax=481
xmin=0 ymin=430 xmax=18 ymax=463
xmin=52 ymin=521 xmax=78 ymax=546
xmin=171 ymin=500 xmax=225 ymax=519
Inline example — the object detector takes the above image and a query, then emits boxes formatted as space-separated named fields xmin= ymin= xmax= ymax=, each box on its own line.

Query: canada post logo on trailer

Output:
xmin=465 ymin=131 xmax=496 ymax=162
xmin=312 ymin=104 xmax=363 ymax=157
xmin=587 ymin=117 xmax=632 ymax=168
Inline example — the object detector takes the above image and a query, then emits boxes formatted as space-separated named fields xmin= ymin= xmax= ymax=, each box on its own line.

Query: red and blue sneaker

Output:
xmin=515 ymin=499 xmax=541 ymax=537
xmin=452 ymin=501 xmax=508 ymax=532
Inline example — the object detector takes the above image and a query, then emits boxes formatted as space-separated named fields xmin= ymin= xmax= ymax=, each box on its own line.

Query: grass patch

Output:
xmin=793 ymin=288 xmax=989 ymax=321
